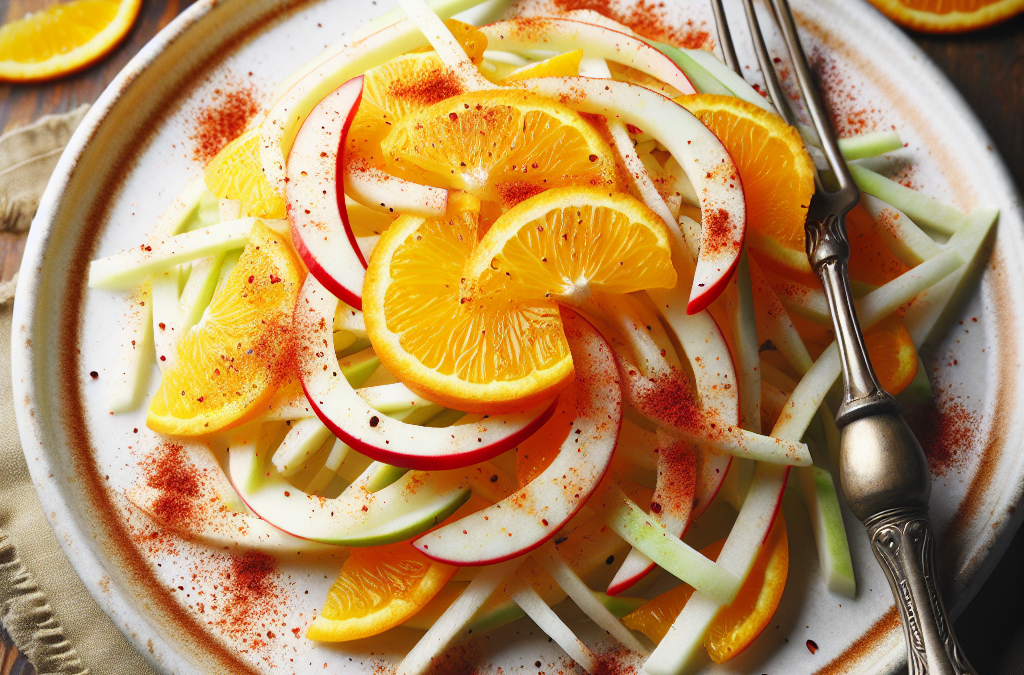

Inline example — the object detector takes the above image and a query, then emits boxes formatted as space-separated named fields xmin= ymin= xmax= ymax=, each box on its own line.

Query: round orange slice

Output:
xmin=380 ymin=89 xmax=618 ymax=208
xmin=865 ymin=0 xmax=1024 ymax=32
xmin=465 ymin=186 xmax=677 ymax=304
xmin=363 ymin=192 xmax=571 ymax=414
xmin=677 ymin=94 xmax=816 ymax=279
xmin=205 ymin=129 xmax=287 ymax=220
xmin=623 ymin=514 xmax=789 ymax=662
xmin=307 ymin=541 xmax=456 ymax=641
xmin=147 ymin=221 xmax=304 ymax=435
xmin=363 ymin=188 xmax=675 ymax=414
xmin=0 ymin=0 xmax=141 ymax=82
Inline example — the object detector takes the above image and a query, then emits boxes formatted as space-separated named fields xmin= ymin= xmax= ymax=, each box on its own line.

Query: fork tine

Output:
xmin=765 ymin=0 xmax=858 ymax=199
xmin=709 ymin=0 xmax=742 ymax=74
xmin=738 ymin=0 xmax=798 ymax=127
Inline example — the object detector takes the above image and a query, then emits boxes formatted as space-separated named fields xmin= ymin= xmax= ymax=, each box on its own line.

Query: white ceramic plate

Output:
xmin=12 ymin=0 xmax=1024 ymax=673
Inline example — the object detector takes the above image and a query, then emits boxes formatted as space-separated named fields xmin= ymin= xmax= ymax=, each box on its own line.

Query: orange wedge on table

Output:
xmin=0 ymin=0 xmax=141 ymax=82
xmin=381 ymin=89 xmax=619 ymax=208
xmin=205 ymin=129 xmax=287 ymax=219
xmin=623 ymin=514 xmax=789 ymax=663
xmin=308 ymin=541 xmax=457 ymax=641
xmin=865 ymin=0 xmax=1024 ymax=32
xmin=678 ymin=94 xmax=816 ymax=280
xmin=362 ymin=187 xmax=675 ymax=414
xmin=147 ymin=221 xmax=304 ymax=435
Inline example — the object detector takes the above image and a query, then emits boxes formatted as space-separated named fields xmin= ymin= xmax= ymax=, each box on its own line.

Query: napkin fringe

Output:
xmin=0 ymin=534 xmax=87 ymax=675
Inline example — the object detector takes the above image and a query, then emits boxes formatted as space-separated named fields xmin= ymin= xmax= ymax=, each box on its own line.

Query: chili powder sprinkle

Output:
xmin=190 ymin=81 xmax=261 ymax=164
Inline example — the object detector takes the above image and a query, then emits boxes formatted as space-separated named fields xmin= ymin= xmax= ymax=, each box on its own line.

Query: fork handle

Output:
xmin=866 ymin=506 xmax=976 ymax=675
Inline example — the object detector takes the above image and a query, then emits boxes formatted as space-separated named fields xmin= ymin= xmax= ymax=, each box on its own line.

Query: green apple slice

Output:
xmin=799 ymin=465 xmax=856 ymax=598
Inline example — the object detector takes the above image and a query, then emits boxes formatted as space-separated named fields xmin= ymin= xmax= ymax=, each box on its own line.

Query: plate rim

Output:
xmin=11 ymin=0 xmax=1024 ymax=673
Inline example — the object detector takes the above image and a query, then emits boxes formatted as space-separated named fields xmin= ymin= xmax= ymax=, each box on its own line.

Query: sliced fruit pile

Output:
xmin=84 ymin=1 xmax=997 ymax=673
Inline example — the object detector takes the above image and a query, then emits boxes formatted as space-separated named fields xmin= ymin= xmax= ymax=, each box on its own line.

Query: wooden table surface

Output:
xmin=0 ymin=1 xmax=1022 ymax=674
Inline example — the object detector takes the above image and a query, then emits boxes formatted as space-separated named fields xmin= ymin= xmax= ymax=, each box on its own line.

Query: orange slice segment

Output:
xmin=864 ymin=0 xmax=1024 ymax=31
xmin=864 ymin=314 xmax=918 ymax=395
xmin=205 ymin=129 xmax=287 ymax=219
xmin=380 ymin=90 xmax=618 ymax=208
xmin=307 ymin=541 xmax=456 ymax=641
xmin=623 ymin=514 xmax=788 ymax=663
xmin=502 ymin=49 xmax=583 ymax=83
xmin=363 ymin=192 xmax=571 ymax=414
xmin=677 ymin=94 xmax=816 ymax=278
xmin=147 ymin=222 xmax=304 ymax=435
xmin=846 ymin=203 xmax=909 ymax=288
xmin=466 ymin=187 xmax=677 ymax=304
xmin=0 ymin=0 xmax=141 ymax=82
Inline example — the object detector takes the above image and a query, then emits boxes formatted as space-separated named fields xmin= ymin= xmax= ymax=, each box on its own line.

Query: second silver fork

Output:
xmin=709 ymin=1 xmax=978 ymax=673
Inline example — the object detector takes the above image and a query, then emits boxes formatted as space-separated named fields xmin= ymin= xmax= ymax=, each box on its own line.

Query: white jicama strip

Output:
xmin=335 ymin=300 xmax=367 ymax=338
xmin=644 ymin=462 xmax=788 ymax=675
xmin=799 ymin=465 xmax=856 ymax=598
xmin=749 ymin=258 xmax=815 ymax=375
xmin=597 ymin=484 xmax=741 ymax=605
xmin=272 ymin=417 xmax=334 ymax=476
xmin=773 ymin=247 xmax=965 ymax=442
xmin=397 ymin=0 xmax=495 ymax=91
xmin=107 ymin=285 xmax=155 ymax=413
xmin=849 ymin=164 xmax=969 ymax=235
xmin=857 ymin=248 xmax=963 ymax=322
xmin=157 ymin=175 xmax=207 ymax=237
xmin=89 ymin=218 xmax=256 ymax=290
xmin=862 ymin=194 xmax=943 ymax=266
xmin=682 ymin=48 xmax=772 ymax=112
xmin=727 ymin=248 xmax=761 ymax=433
xmin=645 ymin=40 xmax=732 ymax=97
xmin=304 ymin=437 xmax=353 ymax=495
xmin=261 ymin=21 xmax=431 ymax=193
xmin=836 ymin=131 xmax=903 ymax=160
xmin=271 ymin=0 xmax=499 ymax=103
xmin=177 ymin=254 xmax=224 ymax=332
xmin=764 ymin=268 xmax=832 ymax=325
xmin=218 ymin=198 xmax=241 ymax=222
xmin=534 ymin=542 xmax=649 ymax=655
xmin=507 ymin=576 xmax=599 ymax=673
xmin=483 ymin=20 xmax=695 ymax=96
xmin=905 ymin=207 xmax=999 ymax=347
xmin=397 ymin=556 xmax=524 ymax=675
xmin=358 ymin=382 xmax=433 ymax=414
xmin=598 ymin=292 xmax=674 ymax=377
xmin=345 ymin=162 xmax=448 ymax=216
xmin=150 ymin=268 xmax=182 ymax=372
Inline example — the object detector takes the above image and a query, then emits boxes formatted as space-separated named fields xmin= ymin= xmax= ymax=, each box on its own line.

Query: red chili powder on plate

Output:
xmin=808 ymin=48 xmax=882 ymax=138
xmin=904 ymin=395 xmax=978 ymax=476
xmin=549 ymin=0 xmax=713 ymax=50
xmin=144 ymin=443 xmax=201 ymax=524
xmin=190 ymin=81 xmax=262 ymax=164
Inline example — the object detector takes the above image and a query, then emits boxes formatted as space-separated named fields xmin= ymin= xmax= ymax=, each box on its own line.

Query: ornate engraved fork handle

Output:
xmin=805 ymin=213 xmax=900 ymax=425
xmin=867 ymin=509 xmax=974 ymax=675
xmin=806 ymin=213 xmax=977 ymax=675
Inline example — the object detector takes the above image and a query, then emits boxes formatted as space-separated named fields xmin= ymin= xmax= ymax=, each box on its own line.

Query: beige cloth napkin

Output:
xmin=0 ymin=110 xmax=158 ymax=675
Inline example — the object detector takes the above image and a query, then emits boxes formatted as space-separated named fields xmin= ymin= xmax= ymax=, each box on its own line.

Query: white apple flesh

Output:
xmin=413 ymin=308 xmax=622 ymax=565
xmin=294 ymin=275 xmax=557 ymax=469
xmin=479 ymin=18 xmax=695 ymax=96
xmin=287 ymin=75 xmax=368 ymax=309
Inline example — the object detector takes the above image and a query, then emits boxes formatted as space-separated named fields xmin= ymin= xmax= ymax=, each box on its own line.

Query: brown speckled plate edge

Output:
xmin=11 ymin=0 xmax=1024 ymax=673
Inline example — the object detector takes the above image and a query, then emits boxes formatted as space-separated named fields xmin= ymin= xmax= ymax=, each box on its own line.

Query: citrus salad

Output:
xmin=86 ymin=0 xmax=998 ymax=672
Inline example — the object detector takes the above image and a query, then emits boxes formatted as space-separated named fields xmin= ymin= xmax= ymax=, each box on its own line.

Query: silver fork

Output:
xmin=710 ymin=1 xmax=977 ymax=673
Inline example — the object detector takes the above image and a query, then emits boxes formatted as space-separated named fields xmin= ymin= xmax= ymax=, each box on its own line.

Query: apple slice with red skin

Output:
xmin=520 ymin=77 xmax=745 ymax=315
xmin=287 ymin=75 xmax=447 ymax=311
xmin=413 ymin=308 xmax=622 ymax=566
xmin=294 ymin=275 xmax=557 ymax=470
xmin=287 ymin=75 xmax=367 ymax=310
xmin=480 ymin=18 xmax=695 ymax=96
